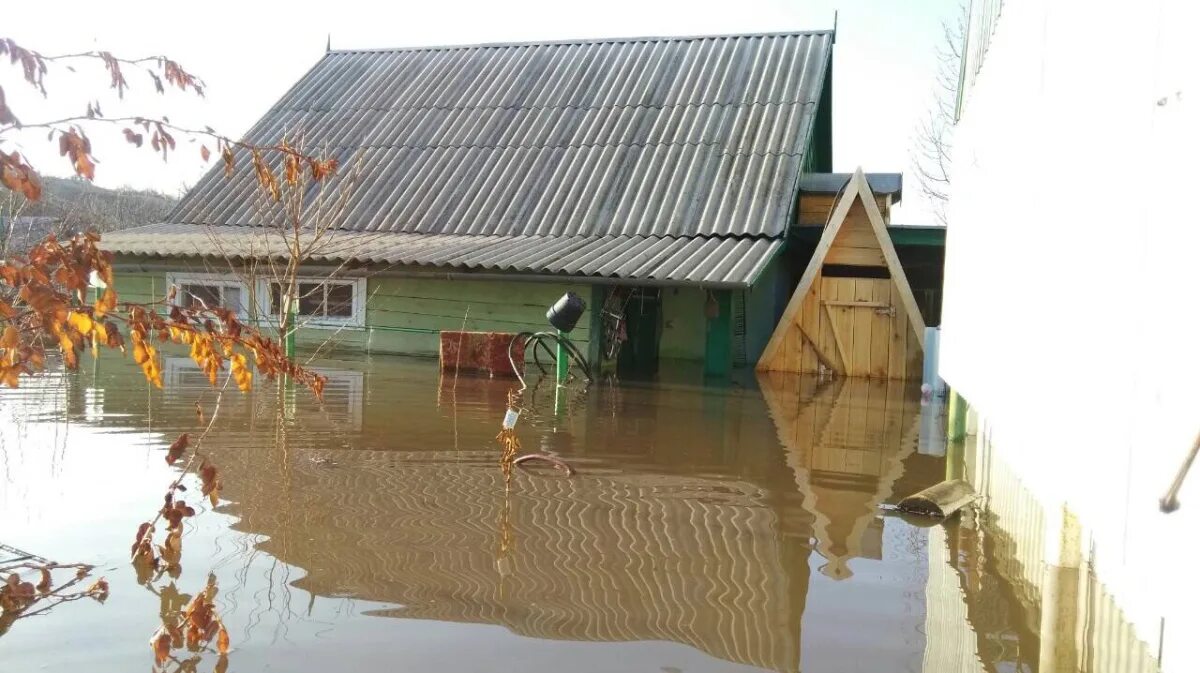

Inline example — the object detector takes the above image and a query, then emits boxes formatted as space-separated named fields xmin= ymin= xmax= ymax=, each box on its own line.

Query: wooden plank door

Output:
xmin=821 ymin=278 xmax=899 ymax=378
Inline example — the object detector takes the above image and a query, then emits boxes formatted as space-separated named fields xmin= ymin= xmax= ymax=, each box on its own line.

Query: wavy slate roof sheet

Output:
xmin=103 ymin=223 xmax=782 ymax=287
xmin=114 ymin=31 xmax=832 ymax=285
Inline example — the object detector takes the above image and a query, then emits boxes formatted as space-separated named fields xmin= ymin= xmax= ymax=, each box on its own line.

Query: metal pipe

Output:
xmin=1160 ymin=430 xmax=1200 ymax=513
xmin=555 ymin=329 xmax=568 ymax=385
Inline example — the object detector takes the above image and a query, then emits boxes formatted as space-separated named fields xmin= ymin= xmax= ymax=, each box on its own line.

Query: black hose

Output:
xmin=508 ymin=331 xmax=593 ymax=390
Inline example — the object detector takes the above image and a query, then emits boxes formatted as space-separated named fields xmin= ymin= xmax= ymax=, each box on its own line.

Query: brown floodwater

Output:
xmin=0 ymin=354 xmax=1127 ymax=672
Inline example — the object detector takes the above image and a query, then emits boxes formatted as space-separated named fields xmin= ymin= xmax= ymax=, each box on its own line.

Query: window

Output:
xmin=167 ymin=273 xmax=248 ymax=317
xmin=262 ymin=277 xmax=365 ymax=328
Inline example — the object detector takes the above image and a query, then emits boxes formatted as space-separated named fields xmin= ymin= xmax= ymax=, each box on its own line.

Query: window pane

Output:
xmin=298 ymin=283 xmax=323 ymax=316
xmin=326 ymin=283 xmax=353 ymax=317
xmin=182 ymin=284 xmax=221 ymax=310
xmin=269 ymin=283 xmax=282 ymax=315
xmin=224 ymin=287 xmax=242 ymax=314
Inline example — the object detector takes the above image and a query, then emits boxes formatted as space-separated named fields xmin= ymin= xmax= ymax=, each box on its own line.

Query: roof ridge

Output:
xmin=325 ymin=29 xmax=833 ymax=55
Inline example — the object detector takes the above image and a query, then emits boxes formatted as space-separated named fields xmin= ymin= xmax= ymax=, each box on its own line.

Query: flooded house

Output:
xmin=101 ymin=30 xmax=942 ymax=379
xmin=940 ymin=2 xmax=1196 ymax=672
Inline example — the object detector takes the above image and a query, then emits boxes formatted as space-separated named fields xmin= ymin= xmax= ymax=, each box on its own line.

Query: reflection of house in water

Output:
xmin=151 ymin=363 xmax=814 ymax=673
xmin=759 ymin=372 xmax=920 ymax=579
xmin=221 ymin=449 xmax=807 ymax=672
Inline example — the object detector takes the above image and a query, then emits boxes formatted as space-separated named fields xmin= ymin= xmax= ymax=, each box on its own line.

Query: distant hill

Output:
xmin=2 ymin=176 xmax=178 ymax=253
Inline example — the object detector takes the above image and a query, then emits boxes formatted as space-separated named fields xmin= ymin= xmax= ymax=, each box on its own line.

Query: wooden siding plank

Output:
xmin=870 ymin=280 xmax=892 ymax=379
xmin=851 ymin=279 xmax=874 ymax=377
xmin=799 ymin=280 xmax=821 ymax=373
xmin=887 ymin=281 xmax=909 ymax=380
xmin=824 ymin=245 xmax=887 ymax=266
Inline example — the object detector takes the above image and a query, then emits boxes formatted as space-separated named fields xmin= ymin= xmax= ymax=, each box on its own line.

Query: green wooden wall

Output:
xmin=362 ymin=277 xmax=592 ymax=356
xmin=110 ymin=263 xmax=593 ymax=358
xmin=112 ymin=257 xmax=795 ymax=367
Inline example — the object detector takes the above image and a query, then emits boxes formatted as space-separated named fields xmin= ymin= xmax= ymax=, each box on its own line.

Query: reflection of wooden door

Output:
xmin=758 ymin=371 xmax=920 ymax=579
xmin=817 ymin=276 xmax=913 ymax=379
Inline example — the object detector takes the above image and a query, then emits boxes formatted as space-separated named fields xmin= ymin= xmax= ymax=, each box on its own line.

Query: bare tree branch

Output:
xmin=910 ymin=3 xmax=967 ymax=227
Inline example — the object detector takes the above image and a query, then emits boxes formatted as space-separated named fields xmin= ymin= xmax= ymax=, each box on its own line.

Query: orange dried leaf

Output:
xmin=216 ymin=621 xmax=230 ymax=653
xmin=151 ymin=627 xmax=171 ymax=665
xmin=199 ymin=462 xmax=221 ymax=507
xmin=36 ymin=567 xmax=51 ymax=593
xmin=1 ymin=325 xmax=18 ymax=349
xmin=86 ymin=577 xmax=109 ymax=598
xmin=131 ymin=522 xmax=153 ymax=556
xmin=166 ymin=433 xmax=188 ymax=465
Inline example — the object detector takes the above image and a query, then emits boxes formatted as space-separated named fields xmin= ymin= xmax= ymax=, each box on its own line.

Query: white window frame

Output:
xmin=255 ymin=276 xmax=366 ymax=330
xmin=166 ymin=272 xmax=251 ymax=320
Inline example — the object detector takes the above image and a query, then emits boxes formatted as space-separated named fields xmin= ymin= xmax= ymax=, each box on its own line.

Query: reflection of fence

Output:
xmin=225 ymin=449 xmax=800 ymax=672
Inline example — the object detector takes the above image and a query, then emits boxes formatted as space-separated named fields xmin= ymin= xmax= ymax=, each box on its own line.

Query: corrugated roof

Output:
xmin=139 ymin=31 xmax=831 ymax=284
xmin=170 ymin=31 xmax=831 ymax=239
xmin=103 ymin=223 xmax=781 ymax=288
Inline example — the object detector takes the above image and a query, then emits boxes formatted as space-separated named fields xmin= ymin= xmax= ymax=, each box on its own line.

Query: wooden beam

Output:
xmin=758 ymin=175 xmax=864 ymax=370
xmin=799 ymin=322 xmax=840 ymax=373
xmin=822 ymin=300 xmax=892 ymax=310
xmin=852 ymin=169 xmax=927 ymax=349
xmin=822 ymin=302 xmax=850 ymax=372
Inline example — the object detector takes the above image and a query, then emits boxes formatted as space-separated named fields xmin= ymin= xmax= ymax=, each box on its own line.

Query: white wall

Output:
xmin=941 ymin=1 xmax=1200 ymax=671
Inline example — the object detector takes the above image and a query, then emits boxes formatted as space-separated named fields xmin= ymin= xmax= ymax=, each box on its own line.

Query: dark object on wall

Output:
xmin=547 ymin=292 xmax=587 ymax=333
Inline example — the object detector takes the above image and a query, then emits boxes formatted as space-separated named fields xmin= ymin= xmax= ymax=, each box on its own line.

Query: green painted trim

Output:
xmin=791 ymin=225 xmax=946 ymax=247
xmin=703 ymin=290 xmax=733 ymax=378
xmin=742 ymin=239 xmax=786 ymax=288
xmin=587 ymin=285 xmax=604 ymax=372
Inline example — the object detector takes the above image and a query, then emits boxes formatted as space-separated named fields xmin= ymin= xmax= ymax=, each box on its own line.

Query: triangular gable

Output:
xmin=758 ymin=168 xmax=927 ymax=377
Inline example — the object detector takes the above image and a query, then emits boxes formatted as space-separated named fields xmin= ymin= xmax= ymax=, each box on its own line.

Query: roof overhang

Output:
xmin=101 ymin=224 xmax=783 ymax=290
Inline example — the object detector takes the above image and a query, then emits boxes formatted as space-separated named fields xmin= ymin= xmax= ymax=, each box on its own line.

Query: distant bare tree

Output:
xmin=1 ymin=176 xmax=177 ymax=255
xmin=912 ymin=4 xmax=966 ymax=227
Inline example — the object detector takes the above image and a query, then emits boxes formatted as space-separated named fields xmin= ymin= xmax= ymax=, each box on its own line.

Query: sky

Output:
xmin=3 ymin=0 xmax=958 ymax=224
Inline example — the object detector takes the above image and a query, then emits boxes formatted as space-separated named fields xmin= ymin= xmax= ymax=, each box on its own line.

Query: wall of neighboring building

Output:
xmin=941 ymin=1 xmax=1198 ymax=671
